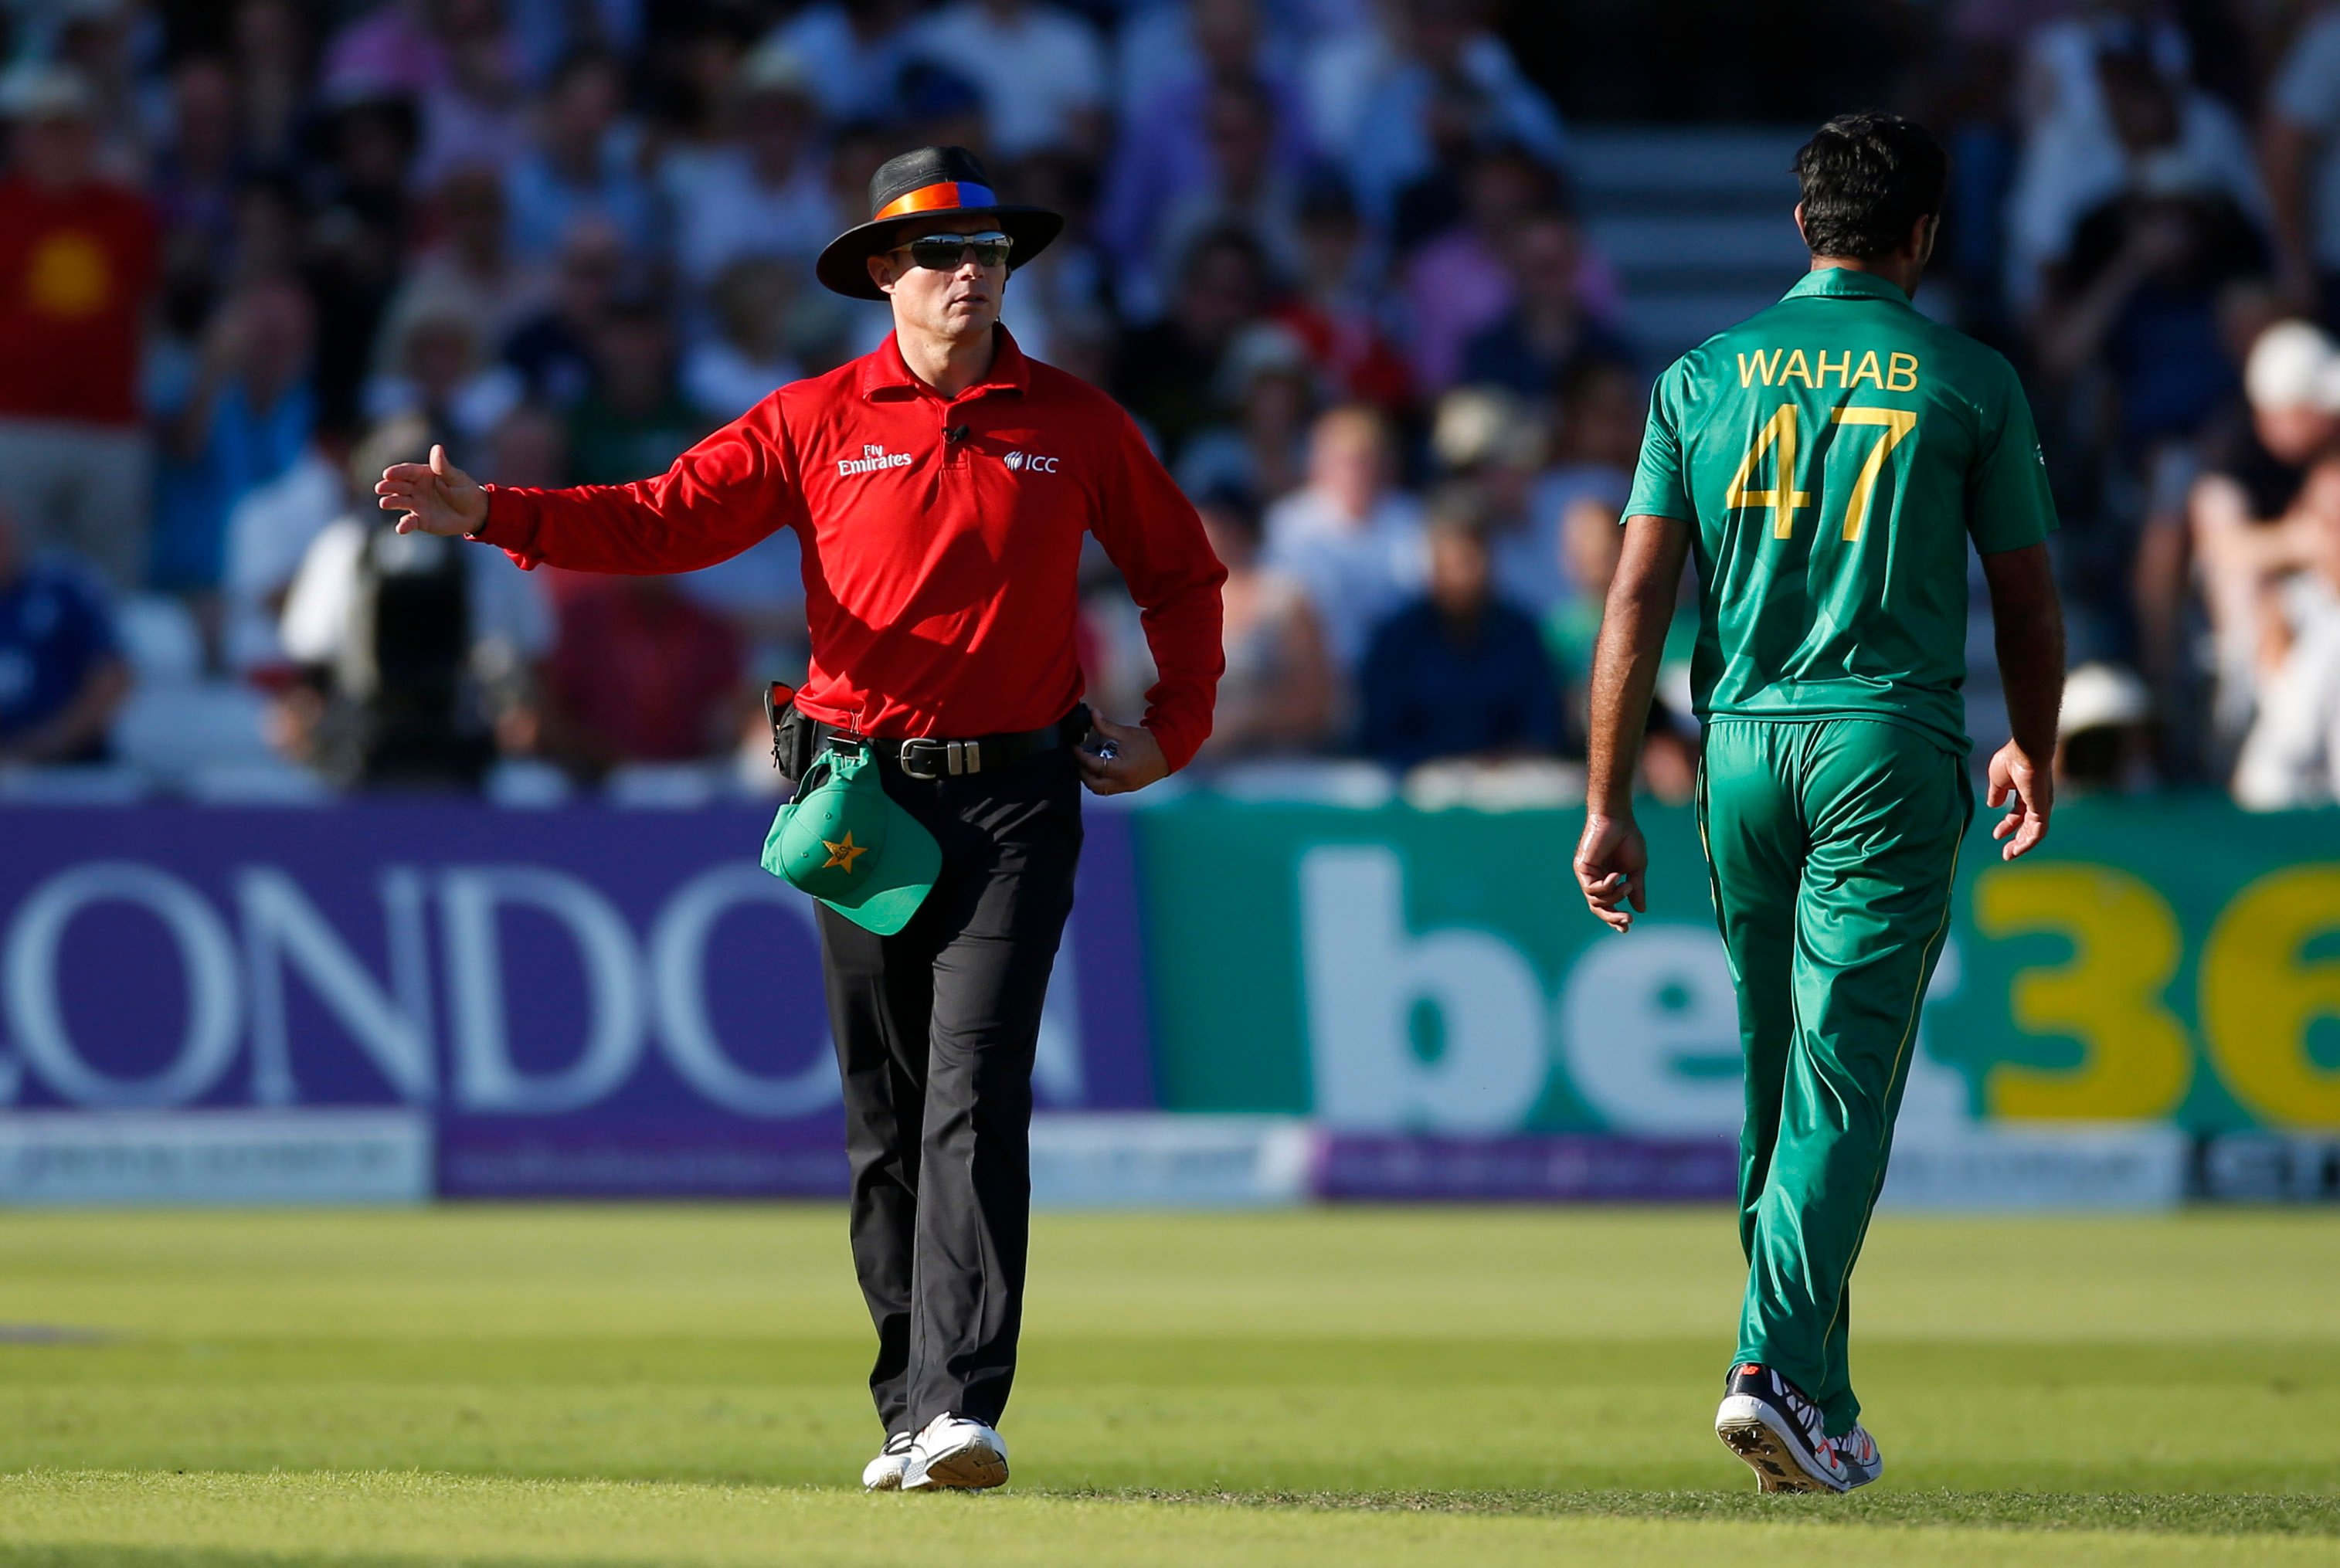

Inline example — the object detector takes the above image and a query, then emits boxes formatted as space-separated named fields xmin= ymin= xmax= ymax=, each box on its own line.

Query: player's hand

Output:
xmin=375 ymin=444 xmax=488 ymax=538
xmin=1077 ymin=714 xmax=1168 ymax=796
xmin=1987 ymin=741 xmax=2053 ymax=860
xmin=1574 ymin=810 xmax=1649 ymax=933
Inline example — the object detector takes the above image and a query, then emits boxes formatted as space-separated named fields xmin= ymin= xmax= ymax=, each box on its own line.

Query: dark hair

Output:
xmin=1194 ymin=482 xmax=1262 ymax=535
xmin=1297 ymin=168 xmax=1359 ymax=228
xmin=1179 ymin=222 xmax=1269 ymax=287
xmin=603 ymin=280 xmax=670 ymax=325
xmin=1425 ymin=482 xmax=1493 ymax=541
xmin=1791 ymin=113 xmax=1948 ymax=260
xmin=548 ymin=46 xmax=623 ymax=95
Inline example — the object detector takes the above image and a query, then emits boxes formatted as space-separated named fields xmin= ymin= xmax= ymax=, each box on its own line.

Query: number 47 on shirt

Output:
xmin=1723 ymin=404 xmax=1917 ymax=542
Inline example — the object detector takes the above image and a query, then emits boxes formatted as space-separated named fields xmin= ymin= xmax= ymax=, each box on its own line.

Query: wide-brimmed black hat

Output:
xmin=814 ymin=145 xmax=1062 ymax=302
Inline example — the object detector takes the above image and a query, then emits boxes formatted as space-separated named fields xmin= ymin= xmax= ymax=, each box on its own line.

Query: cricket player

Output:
xmin=1574 ymin=113 xmax=2066 ymax=1492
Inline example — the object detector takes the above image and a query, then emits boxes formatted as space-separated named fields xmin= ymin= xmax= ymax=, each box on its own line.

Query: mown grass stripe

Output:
xmin=1078 ymin=1486 xmax=2340 ymax=1536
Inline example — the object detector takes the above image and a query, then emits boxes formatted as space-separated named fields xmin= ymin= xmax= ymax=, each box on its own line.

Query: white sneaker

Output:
xmin=1715 ymin=1363 xmax=1850 ymax=1493
xmin=900 ymin=1413 xmax=1009 ymax=1492
xmin=1829 ymin=1422 xmax=1883 ymax=1490
xmin=861 ymin=1430 xmax=915 ymax=1492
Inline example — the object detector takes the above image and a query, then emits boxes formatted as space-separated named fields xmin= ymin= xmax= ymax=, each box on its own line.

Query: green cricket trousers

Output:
xmin=1697 ymin=718 xmax=1973 ymax=1435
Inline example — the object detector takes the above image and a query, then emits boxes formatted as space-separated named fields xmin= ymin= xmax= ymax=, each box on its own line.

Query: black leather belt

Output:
xmin=815 ymin=706 xmax=1089 ymax=782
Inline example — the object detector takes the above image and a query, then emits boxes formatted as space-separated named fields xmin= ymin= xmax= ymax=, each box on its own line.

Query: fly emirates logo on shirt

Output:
xmin=838 ymin=443 xmax=915 ymax=477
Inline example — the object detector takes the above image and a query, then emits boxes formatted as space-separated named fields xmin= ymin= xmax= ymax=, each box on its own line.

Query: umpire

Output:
xmin=377 ymin=147 xmax=1226 ymax=1494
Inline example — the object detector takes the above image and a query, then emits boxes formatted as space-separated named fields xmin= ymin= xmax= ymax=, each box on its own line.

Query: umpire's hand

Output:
xmin=375 ymin=444 xmax=488 ymax=537
xmin=1078 ymin=714 xmax=1169 ymax=796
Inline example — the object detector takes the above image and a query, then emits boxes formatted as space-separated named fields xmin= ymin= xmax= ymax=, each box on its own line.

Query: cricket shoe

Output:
xmin=1715 ymin=1363 xmax=1849 ymax=1493
xmin=1828 ymin=1422 xmax=1883 ymax=1491
xmin=901 ymin=1413 xmax=1009 ymax=1492
xmin=861 ymin=1430 xmax=915 ymax=1492
xmin=1748 ymin=1414 xmax=1880 ymax=1495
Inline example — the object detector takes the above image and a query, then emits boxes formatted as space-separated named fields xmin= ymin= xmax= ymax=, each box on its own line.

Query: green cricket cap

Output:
xmin=761 ymin=745 xmax=939 ymax=935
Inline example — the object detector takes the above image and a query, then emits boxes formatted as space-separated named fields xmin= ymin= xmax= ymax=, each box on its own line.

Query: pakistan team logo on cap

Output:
xmin=762 ymin=745 xmax=940 ymax=935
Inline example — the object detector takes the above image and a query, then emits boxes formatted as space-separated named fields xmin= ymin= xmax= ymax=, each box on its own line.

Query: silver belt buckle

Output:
xmin=897 ymin=739 xmax=944 ymax=779
xmin=898 ymin=738 xmax=982 ymax=779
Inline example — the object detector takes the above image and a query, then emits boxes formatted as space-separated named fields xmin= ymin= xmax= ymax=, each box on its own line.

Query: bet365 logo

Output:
xmin=1004 ymin=450 xmax=1061 ymax=474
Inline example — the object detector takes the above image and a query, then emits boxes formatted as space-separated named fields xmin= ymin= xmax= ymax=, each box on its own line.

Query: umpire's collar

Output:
xmin=1784 ymin=266 xmax=1913 ymax=304
xmin=860 ymin=324 xmax=1032 ymax=402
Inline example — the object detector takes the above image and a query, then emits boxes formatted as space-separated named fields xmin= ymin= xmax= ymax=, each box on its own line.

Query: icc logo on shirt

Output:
xmin=1004 ymin=450 xmax=1060 ymax=474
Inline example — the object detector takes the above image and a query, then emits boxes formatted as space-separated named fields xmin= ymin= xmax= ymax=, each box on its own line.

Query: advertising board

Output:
xmin=1 ymin=792 xmax=2330 ymax=1207
xmin=0 ymin=803 xmax=1153 ymax=1196
xmin=1133 ymin=795 xmax=2340 ymax=1145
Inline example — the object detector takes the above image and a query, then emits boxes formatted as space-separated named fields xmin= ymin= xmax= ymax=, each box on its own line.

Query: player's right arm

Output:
xmin=375 ymin=396 xmax=800 ymax=575
xmin=1578 ymin=362 xmax=1698 ymax=933
xmin=1577 ymin=511 xmax=1693 ymax=933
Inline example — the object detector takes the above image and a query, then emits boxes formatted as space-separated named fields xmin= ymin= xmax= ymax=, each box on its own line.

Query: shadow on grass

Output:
xmin=2 ymin=1485 xmax=2334 ymax=1566
xmin=1061 ymin=1487 xmax=2340 ymax=1536
xmin=0 ymin=1554 xmax=642 ymax=1568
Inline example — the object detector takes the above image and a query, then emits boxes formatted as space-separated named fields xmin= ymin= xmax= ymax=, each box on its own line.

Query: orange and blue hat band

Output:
xmin=874 ymin=181 xmax=997 ymax=222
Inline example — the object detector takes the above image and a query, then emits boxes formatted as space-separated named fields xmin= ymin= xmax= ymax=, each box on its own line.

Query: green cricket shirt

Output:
xmin=1624 ymin=266 xmax=2058 ymax=754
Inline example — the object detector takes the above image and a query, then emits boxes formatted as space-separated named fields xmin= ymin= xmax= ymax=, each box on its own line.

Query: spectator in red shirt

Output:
xmin=538 ymin=578 xmax=745 ymax=781
xmin=1272 ymin=177 xmax=1412 ymax=417
xmin=0 ymin=66 xmax=159 ymax=589
xmin=378 ymin=145 xmax=1223 ymax=1495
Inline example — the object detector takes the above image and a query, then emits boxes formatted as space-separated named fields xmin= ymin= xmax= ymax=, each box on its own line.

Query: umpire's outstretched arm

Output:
xmin=376 ymin=412 xmax=795 ymax=576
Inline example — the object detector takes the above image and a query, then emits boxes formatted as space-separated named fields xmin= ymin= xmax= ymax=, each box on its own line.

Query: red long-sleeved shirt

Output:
xmin=0 ymin=177 xmax=158 ymax=427
xmin=477 ymin=328 xmax=1225 ymax=769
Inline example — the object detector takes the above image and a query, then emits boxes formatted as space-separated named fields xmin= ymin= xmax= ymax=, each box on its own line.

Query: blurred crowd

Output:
xmin=0 ymin=0 xmax=2336 ymax=809
xmin=1916 ymin=0 xmax=2340 ymax=810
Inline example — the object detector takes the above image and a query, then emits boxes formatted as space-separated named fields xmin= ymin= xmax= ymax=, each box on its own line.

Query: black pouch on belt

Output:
xmin=764 ymin=681 xmax=817 ymax=782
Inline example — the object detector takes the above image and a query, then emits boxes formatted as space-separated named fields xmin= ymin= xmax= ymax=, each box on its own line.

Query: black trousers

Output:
xmin=814 ymin=745 xmax=1082 ymax=1436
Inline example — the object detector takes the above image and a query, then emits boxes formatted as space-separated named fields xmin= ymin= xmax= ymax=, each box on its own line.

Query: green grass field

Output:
xmin=0 ymin=1206 xmax=2335 ymax=1565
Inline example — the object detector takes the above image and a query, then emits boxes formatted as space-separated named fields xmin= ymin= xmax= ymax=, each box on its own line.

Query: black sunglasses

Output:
xmin=892 ymin=231 xmax=1014 ymax=271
